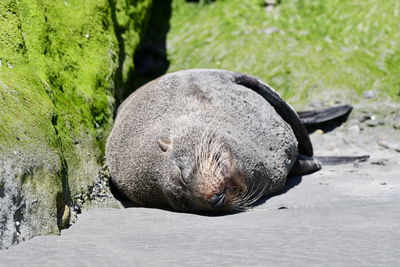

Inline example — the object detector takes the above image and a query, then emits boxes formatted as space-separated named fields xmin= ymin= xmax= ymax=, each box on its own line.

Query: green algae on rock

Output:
xmin=0 ymin=0 xmax=152 ymax=248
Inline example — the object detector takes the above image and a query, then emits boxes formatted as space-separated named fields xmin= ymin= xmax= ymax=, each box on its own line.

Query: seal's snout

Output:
xmin=209 ymin=192 xmax=226 ymax=208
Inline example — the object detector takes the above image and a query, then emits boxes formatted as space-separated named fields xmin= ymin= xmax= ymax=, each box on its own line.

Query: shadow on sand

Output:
xmin=251 ymin=175 xmax=303 ymax=207
xmin=110 ymin=175 xmax=304 ymax=217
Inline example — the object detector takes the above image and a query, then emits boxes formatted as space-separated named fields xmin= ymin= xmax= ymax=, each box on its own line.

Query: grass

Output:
xmin=167 ymin=0 xmax=400 ymax=105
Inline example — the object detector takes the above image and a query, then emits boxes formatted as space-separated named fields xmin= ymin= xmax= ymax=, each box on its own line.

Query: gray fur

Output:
xmin=106 ymin=69 xmax=299 ymax=212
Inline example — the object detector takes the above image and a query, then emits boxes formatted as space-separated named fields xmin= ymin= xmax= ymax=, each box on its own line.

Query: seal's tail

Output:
xmin=297 ymin=105 xmax=353 ymax=133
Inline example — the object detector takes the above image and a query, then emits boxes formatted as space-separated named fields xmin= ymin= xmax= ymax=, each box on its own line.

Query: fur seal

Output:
xmin=106 ymin=69 xmax=359 ymax=212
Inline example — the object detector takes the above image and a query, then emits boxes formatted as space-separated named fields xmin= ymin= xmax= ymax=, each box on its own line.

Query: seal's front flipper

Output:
xmin=316 ymin=155 xmax=369 ymax=165
xmin=289 ymin=154 xmax=321 ymax=176
xmin=297 ymin=105 xmax=353 ymax=133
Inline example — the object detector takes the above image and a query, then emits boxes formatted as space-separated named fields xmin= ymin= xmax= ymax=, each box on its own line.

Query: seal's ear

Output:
xmin=158 ymin=138 xmax=172 ymax=152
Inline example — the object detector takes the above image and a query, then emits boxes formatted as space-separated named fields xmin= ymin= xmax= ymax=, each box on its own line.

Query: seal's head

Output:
xmin=158 ymin=130 xmax=265 ymax=213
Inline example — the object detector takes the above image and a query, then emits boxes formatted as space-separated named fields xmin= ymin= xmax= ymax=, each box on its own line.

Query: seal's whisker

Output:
xmin=195 ymin=116 xmax=218 ymax=173
xmin=234 ymin=178 xmax=257 ymax=207
xmin=227 ymin=184 xmax=243 ymax=208
xmin=235 ymin=184 xmax=249 ymax=205
xmin=242 ymin=181 xmax=265 ymax=207
xmin=238 ymin=185 xmax=254 ymax=206
xmin=236 ymin=175 xmax=267 ymax=208
xmin=235 ymin=184 xmax=253 ymax=207
xmin=246 ymin=176 xmax=270 ymax=206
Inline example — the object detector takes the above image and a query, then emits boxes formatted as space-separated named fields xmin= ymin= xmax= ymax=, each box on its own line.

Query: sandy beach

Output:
xmin=1 ymin=103 xmax=400 ymax=266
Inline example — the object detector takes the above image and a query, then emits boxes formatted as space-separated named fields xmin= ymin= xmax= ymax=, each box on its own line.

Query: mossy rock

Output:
xmin=0 ymin=0 xmax=152 ymax=248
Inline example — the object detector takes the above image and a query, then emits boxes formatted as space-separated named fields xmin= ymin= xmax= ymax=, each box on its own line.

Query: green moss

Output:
xmin=0 ymin=0 xmax=153 ymax=245
xmin=167 ymin=0 xmax=400 ymax=103
xmin=1 ymin=0 xmax=152 ymax=190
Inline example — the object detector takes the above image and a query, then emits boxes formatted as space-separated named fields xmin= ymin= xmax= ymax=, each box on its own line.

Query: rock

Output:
xmin=359 ymin=112 xmax=381 ymax=126
xmin=359 ymin=114 xmax=372 ymax=123
xmin=377 ymin=140 xmax=390 ymax=149
xmin=366 ymin=121 xmax=378 ymax=127
xmin=377 ymin=140 xmax=400 ymax=151
xmin=348 ymin=125 xmax=360 ymax=135
xmin=58 ymin=205 xmax=71 ymax=230
xmin=264 ymin=0 xmax=280 ymax=11
xmin=362 ymin=90 xmax=379 ymax=99
xmin=261 ymin=27 xmax=280 ymax=34
xmin=392 ymin=113 xmax=400 ymax=130
xmin=0 ymin=0 xmax=152 ymax=248
xmin=73 ymin=204 xmax=81 ymax=214
xmin=370 ymin=159 xmax=389 ymax=166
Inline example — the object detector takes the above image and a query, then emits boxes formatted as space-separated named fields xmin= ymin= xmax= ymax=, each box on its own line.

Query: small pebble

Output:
xmin=359 ymin=114 xmax=371 ymax=123
xmin=73 ymin=204 xmax=81 ymax=214
xmin=362 ymin=90 xmax=378 ymax=99
xmin=378 ymin=140 xmax=400 ymax=151
xmin=264 ymin=0 xmax=277 ymax=11
xmin=370 ymin=159 xmax=389 ymax=166
xmin=261 ymin=27 xmax=280 ymax=34
xmin=278 ymin=206 xmax=288 ymax=210
xmin=366 ymin=120 xmax=378 ymax=127
xmin=378 ymin=140 xmax=390 ymax=149
xmin=348 ymin=125 xmax=360 ymax=134
xmin=380 ymin=182 xmax=387 ymax=186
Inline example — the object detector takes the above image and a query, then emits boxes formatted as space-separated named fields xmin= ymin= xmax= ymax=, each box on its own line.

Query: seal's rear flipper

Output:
xmin=297 ymin=105 xmax=353 ymax=133
xmin=316 ymin=155 xmax=369 ymax=165
xmin=289 ymin=154 xmax=322 ymax=176
xmin=234 ymin=74 xmax=313 ymax=156
xmin=289 ymin=155 xmax=370 ymax=177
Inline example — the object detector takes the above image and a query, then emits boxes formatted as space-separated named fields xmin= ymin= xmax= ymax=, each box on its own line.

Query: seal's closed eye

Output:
xmin=158 ymin=138 xmax=172 ymax=152
xmin=178 ymin=165 xmax=191 ymax=186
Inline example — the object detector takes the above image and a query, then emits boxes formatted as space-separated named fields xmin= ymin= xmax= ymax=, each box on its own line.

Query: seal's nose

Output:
xmin=210 ymin=192 xmax=226 ymax=208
